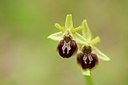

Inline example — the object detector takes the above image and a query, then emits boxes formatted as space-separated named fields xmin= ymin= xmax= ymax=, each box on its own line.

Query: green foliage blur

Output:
xmin=0 ymin=0 xmax=128 ymax=85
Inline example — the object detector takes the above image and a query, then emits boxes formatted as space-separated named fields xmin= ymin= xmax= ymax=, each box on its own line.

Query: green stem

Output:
xmin=84 ymin=75 xmax=93 ymax=85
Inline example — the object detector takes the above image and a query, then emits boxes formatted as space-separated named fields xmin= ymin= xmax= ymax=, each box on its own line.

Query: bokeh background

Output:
xmin=0 ymin=0 xmax=128 ymax=85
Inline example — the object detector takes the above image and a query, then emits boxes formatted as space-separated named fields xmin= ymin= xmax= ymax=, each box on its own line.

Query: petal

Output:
xmin=55 ymin=23 xmax=66 ymax=32
xmin=54 ymin=23 xmax=63 ymax=30
xmin=71 ymin=25 xmax=83 ymax=33
xmin=90 ymin=36 xmax=100 ymax=45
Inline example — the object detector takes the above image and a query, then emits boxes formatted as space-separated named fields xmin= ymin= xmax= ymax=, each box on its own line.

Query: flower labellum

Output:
xmin=77 ymin=46 xmax=98 ymax=70
xmin=57 ymin=36 xmax=77 ymax=58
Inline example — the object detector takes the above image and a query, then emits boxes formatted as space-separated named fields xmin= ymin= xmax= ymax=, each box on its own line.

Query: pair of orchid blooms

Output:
xmin=48 ymin=14 xmax=110 ymax=76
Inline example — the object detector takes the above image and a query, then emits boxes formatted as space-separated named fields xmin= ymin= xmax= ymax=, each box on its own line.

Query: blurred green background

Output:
xmin=0 ymin=0 xmax=128 ymax=85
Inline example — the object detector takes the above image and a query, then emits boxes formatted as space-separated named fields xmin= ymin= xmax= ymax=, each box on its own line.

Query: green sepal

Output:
xmin=82 ymin=69 xmax=91 ymax=76
xmin=82 ymin=20 xmax=92 ymax=41
xmin=73 ymin=32 xmax=89 ymax=45
xmin=48 ymin=32 xmax=63 ymax=41
xmin=93 ymin=47 xmax=111 ymax=61
xmin=65 ymin=14 xmax=73 ymax=29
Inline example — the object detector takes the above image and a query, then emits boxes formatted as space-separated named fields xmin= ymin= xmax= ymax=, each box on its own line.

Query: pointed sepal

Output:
xmin=65 ymin=14 xmax=73 ymax=29
xmin=48 ymin=32 xmax=63 ymax=41
xmin=73 ymin=33 xmax=89 ymax=45
xmin=82 ymin=20 xmax=92 ymax=41
xmin=93 ymin=47 xmax=111 ymax=61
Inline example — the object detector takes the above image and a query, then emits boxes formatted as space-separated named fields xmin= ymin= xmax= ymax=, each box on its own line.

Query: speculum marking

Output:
xmin=62 ymin=41 xmax=71 ymax=54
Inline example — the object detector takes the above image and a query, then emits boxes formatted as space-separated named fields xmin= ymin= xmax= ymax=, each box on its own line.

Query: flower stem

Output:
xmin=84 ymin=75 xmax=93 ymax=85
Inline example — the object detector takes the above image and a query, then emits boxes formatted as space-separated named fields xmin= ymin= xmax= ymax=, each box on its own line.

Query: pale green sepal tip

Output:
xmin=90 ymin=36 xmax=101 ymax=45
xmin=93 ymin=47 xmax=111 ymax=61
xmin=82 ymin=20 xmax=92 ymax=41
xmin=65 ymin=14 xmax=73 ymax=28
xmin=82 ymin=69 xmax=91 ymax=76
xmin=47 ymin=32 xmax=63 ymax=41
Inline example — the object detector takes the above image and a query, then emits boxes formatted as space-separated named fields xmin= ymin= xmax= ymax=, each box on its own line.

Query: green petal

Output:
xmin=90 ymin=36 xmax=100 ymax=45
xmin=82 ymin=20 xmax=92 ymax=41
xmin=55 ymin=23 xmax=66 ymax=32
xmin=65 ymin=14 xmax=73 ymax=29
xmin=73 ymin=32 xmax=89 ymax=45
xmin=54 ymin=23 xmax=63 ymax=30
xmin=71 ymin=25 xmax=83 ymax=33
xmin=82 ymin=69 xmax=91 ymax=76
xmin=48 ymin=32 xmax=63 ymax=41
xmin=93 ymin=47 xmax=111 ymax=61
